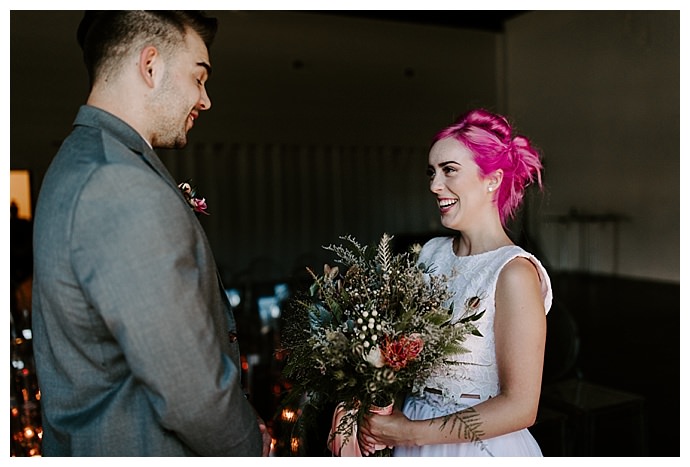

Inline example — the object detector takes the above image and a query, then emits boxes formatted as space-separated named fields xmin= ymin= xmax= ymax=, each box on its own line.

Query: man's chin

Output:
xmin=153 ymin=135 xmax=188 ymax=150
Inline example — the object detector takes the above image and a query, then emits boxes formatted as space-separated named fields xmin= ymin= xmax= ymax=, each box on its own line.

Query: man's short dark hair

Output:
xmin=77 ymin=11 xmax=218 ymax=87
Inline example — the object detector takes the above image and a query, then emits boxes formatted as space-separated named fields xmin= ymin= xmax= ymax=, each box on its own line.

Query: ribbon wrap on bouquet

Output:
xmin=327 ymin=401 xmax=394 ymax=456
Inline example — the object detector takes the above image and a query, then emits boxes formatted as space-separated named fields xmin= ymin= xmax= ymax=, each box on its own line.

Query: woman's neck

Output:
xmin=452 ymin=230 xmax=513 ymax=257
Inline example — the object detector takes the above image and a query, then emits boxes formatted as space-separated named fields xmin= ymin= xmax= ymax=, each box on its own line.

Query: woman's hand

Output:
xmin=358 ymin=408 xmax=411 ymax=456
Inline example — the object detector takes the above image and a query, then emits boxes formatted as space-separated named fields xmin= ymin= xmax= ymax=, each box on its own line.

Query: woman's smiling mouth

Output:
xmin=438 ymin=198 xmax=458 ymax=213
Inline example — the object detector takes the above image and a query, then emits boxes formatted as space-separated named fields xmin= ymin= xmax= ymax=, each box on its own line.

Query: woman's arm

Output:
xmin=358 ymin=257 xmax=546 ymax=453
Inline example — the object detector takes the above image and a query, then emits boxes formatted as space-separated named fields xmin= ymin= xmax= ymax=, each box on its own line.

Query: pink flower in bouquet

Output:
xmin=381 ymin=333 xmax=424 ymax=371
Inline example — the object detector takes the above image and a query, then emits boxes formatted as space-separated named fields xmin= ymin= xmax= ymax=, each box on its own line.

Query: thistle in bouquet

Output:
xmin=279 ymin=233 xmax=483 ymax=456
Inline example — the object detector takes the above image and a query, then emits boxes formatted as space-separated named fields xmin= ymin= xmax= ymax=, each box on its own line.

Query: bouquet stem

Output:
xmin=327 ymin=401 xmax=394 ymax=457
xmin=369 ymin=401 xmax=394 ymax=457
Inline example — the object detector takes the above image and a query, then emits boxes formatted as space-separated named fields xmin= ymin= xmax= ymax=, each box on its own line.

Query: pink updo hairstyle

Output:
xmin=432 ymin=108 xmax=544 ymax=227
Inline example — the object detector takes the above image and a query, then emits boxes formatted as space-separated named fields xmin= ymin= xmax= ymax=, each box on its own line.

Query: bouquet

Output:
xmin=279 ymin=233 xmax=483 ymax=456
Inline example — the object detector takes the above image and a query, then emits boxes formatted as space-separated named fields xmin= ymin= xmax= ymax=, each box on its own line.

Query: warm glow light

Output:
xmin=23 ymin=426 xmax=35 ymax=439
xmin=290 ymin=437 xmax=300 ymax=454
xmin=281 ymin=408 xmax=297 ymax=422
xmin=10 ymin=170 xmax=32 ymax=220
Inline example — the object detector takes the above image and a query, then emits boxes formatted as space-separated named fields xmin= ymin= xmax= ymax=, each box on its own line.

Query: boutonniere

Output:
xmin=178 ymin=180 xmax=209 ymax=215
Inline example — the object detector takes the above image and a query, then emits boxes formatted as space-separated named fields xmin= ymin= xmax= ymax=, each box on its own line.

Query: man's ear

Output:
xmin=139 ymin=46 xmax=161 ymax=88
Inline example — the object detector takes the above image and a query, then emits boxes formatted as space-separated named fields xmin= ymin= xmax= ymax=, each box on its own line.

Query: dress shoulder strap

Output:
xmin=494 ymin=246 xmax=553 ymax=314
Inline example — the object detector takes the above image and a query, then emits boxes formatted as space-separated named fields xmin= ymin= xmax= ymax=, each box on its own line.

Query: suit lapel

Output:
xmin=74 ymin=105 xmax=185 ymax=202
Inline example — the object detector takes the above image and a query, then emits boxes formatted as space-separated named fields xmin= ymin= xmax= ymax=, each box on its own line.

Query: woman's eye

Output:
xmin=426 ymin=169 xmax=435 ymax=179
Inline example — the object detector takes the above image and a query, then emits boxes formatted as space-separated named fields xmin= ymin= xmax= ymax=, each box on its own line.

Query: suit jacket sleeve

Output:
xmin=71 ymin=163 xmax=262 ymax=455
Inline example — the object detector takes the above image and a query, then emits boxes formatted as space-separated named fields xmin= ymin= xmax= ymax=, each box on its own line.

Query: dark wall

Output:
xmin=545 ymin=272 xmax=679 ymax=456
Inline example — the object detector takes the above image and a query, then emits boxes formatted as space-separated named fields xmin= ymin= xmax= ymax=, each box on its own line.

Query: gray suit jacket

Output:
xmin=32 ymin=105 xmax=262 ymax=456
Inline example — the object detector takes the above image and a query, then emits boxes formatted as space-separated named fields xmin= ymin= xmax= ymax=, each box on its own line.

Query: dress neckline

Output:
xmin=447 ymin=237 xmax=515 ymax=259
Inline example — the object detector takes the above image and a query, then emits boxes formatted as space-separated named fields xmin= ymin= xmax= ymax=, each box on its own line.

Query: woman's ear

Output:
xmin=487 ymin=169 xmax=504 ymax=193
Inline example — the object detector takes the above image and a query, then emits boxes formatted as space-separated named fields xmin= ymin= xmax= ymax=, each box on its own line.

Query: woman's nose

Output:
xmin=430 ymin=175 xmax=443 ymax=193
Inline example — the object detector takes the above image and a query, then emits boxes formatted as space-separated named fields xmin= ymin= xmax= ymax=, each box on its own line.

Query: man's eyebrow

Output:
xmin=197 ymin=61 xmax=212 ymax=75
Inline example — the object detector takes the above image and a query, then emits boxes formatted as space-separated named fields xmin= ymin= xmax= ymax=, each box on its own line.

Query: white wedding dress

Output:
xmin=393 ymin=237 xmax=553 ymax=457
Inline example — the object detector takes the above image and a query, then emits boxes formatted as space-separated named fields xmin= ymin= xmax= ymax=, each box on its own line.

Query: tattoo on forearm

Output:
xmin=439 ymin=407 xmax=494 ymax=456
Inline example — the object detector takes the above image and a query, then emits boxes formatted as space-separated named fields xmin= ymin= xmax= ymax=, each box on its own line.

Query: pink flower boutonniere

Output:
xmin=178 ymin=180 xmax=209 ymax=215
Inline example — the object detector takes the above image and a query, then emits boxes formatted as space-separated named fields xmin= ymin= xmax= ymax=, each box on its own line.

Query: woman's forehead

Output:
xmin=429 ymin=138 xmax=473 ymax=163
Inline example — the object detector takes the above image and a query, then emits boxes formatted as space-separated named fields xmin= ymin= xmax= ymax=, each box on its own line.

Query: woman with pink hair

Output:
xmin=358 ymin=109 xmax=553 ymax=456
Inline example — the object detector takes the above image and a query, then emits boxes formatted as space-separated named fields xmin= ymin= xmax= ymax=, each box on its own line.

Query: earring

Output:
xmin=488 ymin=186 xmax=494 ymax=192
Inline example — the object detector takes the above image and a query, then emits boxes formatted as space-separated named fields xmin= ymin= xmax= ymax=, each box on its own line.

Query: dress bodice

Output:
xmin=412 ymin=237 xmax=553 ymax=408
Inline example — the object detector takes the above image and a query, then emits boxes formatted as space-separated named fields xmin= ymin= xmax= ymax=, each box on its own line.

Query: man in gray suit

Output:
xmin=32 ymin=11 xmax=269 ymax=456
